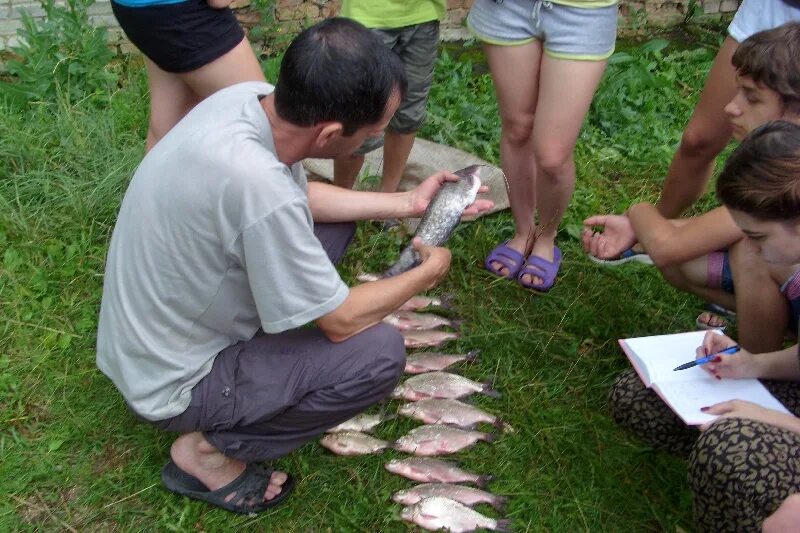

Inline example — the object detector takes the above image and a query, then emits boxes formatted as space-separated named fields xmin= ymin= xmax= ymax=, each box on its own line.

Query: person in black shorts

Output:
xmin=111 ymin=0 xmax=265 ymax=150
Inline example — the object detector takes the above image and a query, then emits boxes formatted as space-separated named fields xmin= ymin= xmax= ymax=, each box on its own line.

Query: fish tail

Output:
xmin=449 ymin=318 xmax=465 ymax=331
xmin=482 ymin=432 xmax=499 ymax=443
xmin=492 ymin=495 xmax=509 ymax=513
xmin=439 ymin=293 xmax=455 ymax=310
xmin=494 ymin=518 xmax=513 ymax=532
xmin=481 ymin=381 xmax=502 ymax=398
xmin=475 ymin=474 xmax=494 ymax=488
xmin=491 ymin=418 xmax=508 ymax=432
xmin=464 ymin=349 xmax=481 ymax=363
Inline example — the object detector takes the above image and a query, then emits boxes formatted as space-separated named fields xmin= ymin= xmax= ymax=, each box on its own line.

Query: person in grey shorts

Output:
xmin=469 ymin=0 xmax=618 ymax=292
xmin=95 ymin=18 xmax=493 ymax=515
xmin=334 ymin=0 xmax=446 ymax=194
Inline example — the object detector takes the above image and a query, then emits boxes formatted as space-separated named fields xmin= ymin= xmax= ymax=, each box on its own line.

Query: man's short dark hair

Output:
xmin=274 ymin=18 xmax=408 ymax=136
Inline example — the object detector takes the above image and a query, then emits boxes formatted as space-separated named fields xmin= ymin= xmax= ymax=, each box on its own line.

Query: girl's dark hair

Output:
xmin=717 ymin=120 xmax=800 ymax=219
xmin=274 ymin=18 xmax=407 ymax=136
xmin=732 ymin=22 xmax=800 ymax=113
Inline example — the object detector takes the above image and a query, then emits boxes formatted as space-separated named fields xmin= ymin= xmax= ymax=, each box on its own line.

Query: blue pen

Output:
xmin=672 ymin=345 xmax=741 ymax=371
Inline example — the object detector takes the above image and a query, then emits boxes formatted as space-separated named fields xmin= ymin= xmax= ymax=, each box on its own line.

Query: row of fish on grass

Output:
xmin=320 ymin=349 xmax=513 ymax=531
xmin=321 ymin=165 xmax=510 ymax=530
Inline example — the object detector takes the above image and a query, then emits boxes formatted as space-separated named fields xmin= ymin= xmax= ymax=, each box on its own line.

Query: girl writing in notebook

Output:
xmin=609 ymin=121 xmax=800 ymax=533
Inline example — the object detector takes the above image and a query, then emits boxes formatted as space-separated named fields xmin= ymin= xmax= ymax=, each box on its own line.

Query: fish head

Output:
xmin=385 ymin=459 xmax=401 ymax=473
xmin=397 ymin=403 xmax=416 ymax=416
xmin=399 ymin=505 xmax=417 ymax=523
xmin=392 ymin=489 xmax=412 ymax=505
xmin=390 ymin=383 xmax=407 ymax=399
xmin=452 ymin=165 xmax=482 ymax=207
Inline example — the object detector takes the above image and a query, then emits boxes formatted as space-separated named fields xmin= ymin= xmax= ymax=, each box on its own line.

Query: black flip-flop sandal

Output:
xmin=161 ymin=460 xmax=295 ymax=514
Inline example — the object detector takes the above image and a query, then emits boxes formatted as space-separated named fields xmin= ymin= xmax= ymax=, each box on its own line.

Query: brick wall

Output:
xmin=0 ymin=0 xmax=741 ymax=51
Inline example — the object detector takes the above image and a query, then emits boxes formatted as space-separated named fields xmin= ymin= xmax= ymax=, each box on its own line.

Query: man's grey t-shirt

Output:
xmin=96 ymin=81 xmax=350 ymax=421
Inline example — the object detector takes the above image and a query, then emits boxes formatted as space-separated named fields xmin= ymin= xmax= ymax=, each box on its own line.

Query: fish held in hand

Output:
xmin=398 ymin=399 xmax=511 ymax=432
xmin=400 ymin=496 xmax=512 ymax=532
xmin=383 ymin=165 xmax=482 ymax=278
xmin=384 ymin=311 xmax=463 ymax=332
xmin=392 ymin=484 xmax=507 ymax=512
xmin=393 ymin=424 xmax=497 ymax=456
xmin=319 ymin=431 xmax=391 ymax=456
xmin=403 ymin=330 xmax=460 ymax=348
xmin=326 ymin=412 xmax=394 ymax=434
xmin=392 ymin=372 xmax=500 ymax=401
xmin=405 ymin=350 xmax=480 ymax=374
xmin=384 ymin=457 xmax=494 ymax=487
xmin=399 ymin=294 xmax=454 ymax=312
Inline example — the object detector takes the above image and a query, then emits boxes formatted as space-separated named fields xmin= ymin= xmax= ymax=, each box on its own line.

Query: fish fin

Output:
xmin=475 ymin=474 xmax=494 ymax=488
xmin=439 ymin=293 xmax=455 ymax=310
xmin=494 ymin=519 xmax=513 ymax=532
xmin=491 ymin=495 xmax=509 ymax=513
xmin=481 ymin=381 xmax=502 ymax=398
xmin=464 ymin=349 xmax=481 ymax=363
xmin=404 ymin=364 xmax=424 ymax=374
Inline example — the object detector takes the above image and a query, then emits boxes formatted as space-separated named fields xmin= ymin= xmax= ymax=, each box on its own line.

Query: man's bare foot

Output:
xmin=170 ymin=432 xmax=288 ymax=503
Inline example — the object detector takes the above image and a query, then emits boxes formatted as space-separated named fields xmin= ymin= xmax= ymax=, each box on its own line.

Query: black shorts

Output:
xmin=111 ymin=0 xmax=245 ymax=73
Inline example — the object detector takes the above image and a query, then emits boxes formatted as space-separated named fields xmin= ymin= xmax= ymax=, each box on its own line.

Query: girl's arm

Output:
xmin=628 ymin=203 xmax=743 ymax=267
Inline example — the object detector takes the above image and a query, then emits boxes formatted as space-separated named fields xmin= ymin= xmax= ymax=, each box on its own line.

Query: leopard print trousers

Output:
xmin=609 ymin=369 xmax=800 ymax=532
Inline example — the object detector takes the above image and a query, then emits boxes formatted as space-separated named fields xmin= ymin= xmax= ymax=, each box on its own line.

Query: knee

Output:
xmin=688 ymin=417 xmax=753 ymax=495
xmin=659 ymin=264 xmax=690 ymax=290
xmin=360 ymin=323 xmax=406 ymax=384
xmin=534 ymin=145 xmax=574 ymax=179
xmin=607 ymin=369 xmax=644 ymax=427
xmin=501 ymin=115 xmax=535 ymax=147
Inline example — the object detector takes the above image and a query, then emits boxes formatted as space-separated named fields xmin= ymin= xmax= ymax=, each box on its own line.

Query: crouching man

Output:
xmin=96 ymin=18 xmax=492 ymax=514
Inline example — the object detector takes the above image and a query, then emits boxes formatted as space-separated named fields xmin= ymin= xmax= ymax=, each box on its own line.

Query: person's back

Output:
xmin=97 ymin=81 xmax=342 ymax=420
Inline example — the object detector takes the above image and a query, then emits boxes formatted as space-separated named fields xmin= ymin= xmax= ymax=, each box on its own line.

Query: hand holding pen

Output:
xmin=680 ymin=331 xmax=758 ymax=379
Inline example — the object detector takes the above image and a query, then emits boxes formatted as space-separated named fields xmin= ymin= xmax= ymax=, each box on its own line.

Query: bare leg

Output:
xmin=660 ymin=256 xmax=737 ymax=311
xmin=521 ymin=54 xmax=608 ymax=285
xmin=483 ymin=41 xmax=544 ymax=276
xmin=656 ymin=37 xmax=739 ymax=217
xmin=380 ymin=130 xmax=416 ymax=193
xmin=729 ymin=238 xmax=788 ymax=352
xmin=170 ymin=432 xmax=288 ymax=503
xmin=333 ymin=154 xmax=365 ymax=189
xmin=146 ymin=38 xmax=265 ymax=150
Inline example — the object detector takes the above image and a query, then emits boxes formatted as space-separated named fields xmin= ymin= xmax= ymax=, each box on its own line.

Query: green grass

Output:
xmin=1 ymin=32 xmax=728 ymax=531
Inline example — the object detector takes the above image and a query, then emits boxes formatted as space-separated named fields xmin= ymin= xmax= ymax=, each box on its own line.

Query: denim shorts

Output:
xmin=467 ymin=0 xmax=618 ymax=60
xmin=728 ymin=0 xmax=800 ymax=43
xmin=355 ymin=20 xmax=440 ymax=155
xmin=707 ymin=251 xmax=735 ymax=294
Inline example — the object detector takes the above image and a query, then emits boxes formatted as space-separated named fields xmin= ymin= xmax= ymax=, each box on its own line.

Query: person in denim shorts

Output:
xmin=468 ymin=0 xmax=618 ymax=292
xmin=334 ymin=0 xmax=446 ymax=194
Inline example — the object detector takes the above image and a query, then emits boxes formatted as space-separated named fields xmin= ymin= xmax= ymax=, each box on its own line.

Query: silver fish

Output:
xmin=403 ymin=330 xmax=460 ymax=348
xmin=392 ymin=372 xmax=500 ymax=401
xmin=400 ymin=496 xmax=512 ymax=532
xmin=383 ymin=165 xmax=482 ymax=277
xmin=319 ymin=431 xmax=391 ymax=456
xmin=393 ymin=424 xmax=497 ymax=456
xmin=325 ymin=412 xmax=394 ymax=434
xmin=384 ymin=311 xmax=463 ymax=332
xmin=384 ymin=457 xmax=493 ymax=487
xmin=399 ymin=294 xmax=453 ymax=312
xmin=392 ymin=484 xmax=507 ymax=512
xmin=398 ymin=399 xmax=511 ymax=432
xmin=405 ymin=350 xmax=480 ymax=374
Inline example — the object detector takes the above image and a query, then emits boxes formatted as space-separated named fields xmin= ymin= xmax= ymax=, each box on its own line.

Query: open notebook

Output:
xmin=619 ymin=330 xmax=790 ymax=425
